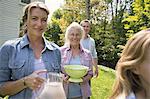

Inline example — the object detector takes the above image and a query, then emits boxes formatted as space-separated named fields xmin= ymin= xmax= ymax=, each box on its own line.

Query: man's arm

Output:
xmin=92 ymin=58 xmax=99 ymax=77
xmin=90 ymin=38 xmax=99 ymax=77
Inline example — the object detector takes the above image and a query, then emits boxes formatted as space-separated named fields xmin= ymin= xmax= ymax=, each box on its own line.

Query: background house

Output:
xmin=0 ymin=0 xmax=45 ymax=46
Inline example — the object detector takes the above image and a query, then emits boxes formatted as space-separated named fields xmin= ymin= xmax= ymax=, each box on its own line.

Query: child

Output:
xmin=110 ymin=29 xmax=150 ymax=99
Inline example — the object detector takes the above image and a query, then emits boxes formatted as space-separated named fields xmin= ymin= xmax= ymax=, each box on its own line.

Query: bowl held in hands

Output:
xmin=64 ymin=65 xmax=89 ymax=83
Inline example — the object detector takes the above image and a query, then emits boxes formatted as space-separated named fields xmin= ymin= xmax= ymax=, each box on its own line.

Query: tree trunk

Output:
xmin=85 ymin=0 xmax=90 ymax=19
xmin=110 ymin=1 xmax=114 ymax=29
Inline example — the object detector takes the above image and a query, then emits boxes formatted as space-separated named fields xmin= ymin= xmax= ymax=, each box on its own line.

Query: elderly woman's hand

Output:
xmin=23 ymin=69 xmax=47 ymax=90
xmin=81 ymin=74 xmax=92 ymax=84
xmin=62 ymin=74 xmax=70 ymax=83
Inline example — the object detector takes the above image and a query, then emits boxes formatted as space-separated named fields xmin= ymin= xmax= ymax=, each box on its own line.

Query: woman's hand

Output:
xmin=81 ymin=75 xmax=92 ymax=84
xmin=24 ymin=69 xmax=47 ymax=90
xmin=62 ymin=74 xmax=70 ymax=83
xmin=94 ymin=67 xmax=99 ymax=78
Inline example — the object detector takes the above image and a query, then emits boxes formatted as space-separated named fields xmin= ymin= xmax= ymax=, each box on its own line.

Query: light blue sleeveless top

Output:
xmin=68 ymin=55 xmax=82 ymax=98
xmin=32 ymin=57 xmax=46 ymax=99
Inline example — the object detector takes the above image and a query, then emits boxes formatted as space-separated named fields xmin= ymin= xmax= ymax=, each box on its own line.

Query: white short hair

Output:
xmin=65 ymin=22 xmax=84 ymax=46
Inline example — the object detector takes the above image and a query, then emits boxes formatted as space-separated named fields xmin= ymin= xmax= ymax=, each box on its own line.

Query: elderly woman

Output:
xmin=0 ymin=2 xmax=61 ymax=99
xmin=60 ymin=22 xmax=93 ymax=99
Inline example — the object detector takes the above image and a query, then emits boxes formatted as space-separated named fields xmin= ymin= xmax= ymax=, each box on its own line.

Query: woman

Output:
xmin=110 ymin=29 xmax=150 ymax=99
xmin=0 ymin=2 xmax=61 ymax=99
xmin=60 ymin=22 xmax=93 ymax=99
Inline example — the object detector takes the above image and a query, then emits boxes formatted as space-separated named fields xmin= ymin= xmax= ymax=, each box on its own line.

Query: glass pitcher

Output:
xmin=36 ymin=72 xmax=66 ymax=99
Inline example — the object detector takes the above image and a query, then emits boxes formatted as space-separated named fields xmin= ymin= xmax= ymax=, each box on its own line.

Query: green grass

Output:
xmin=91 ymin=66 xmax=115 ymax=99
xmin=1 ymin=66 xmax=115 ymax=99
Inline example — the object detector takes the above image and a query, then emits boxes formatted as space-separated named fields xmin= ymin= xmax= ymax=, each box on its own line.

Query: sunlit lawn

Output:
xmin=91 ymin=66 xmax=115 ymax=99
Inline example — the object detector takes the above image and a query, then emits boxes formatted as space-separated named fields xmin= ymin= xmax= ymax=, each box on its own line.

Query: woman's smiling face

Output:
xmin=68 ymin=28 xmax=82 ymax=47
xmin=27 ymin=7 xmax=48 ymax=37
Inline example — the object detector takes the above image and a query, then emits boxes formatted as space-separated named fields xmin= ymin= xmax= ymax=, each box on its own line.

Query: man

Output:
xmin=80 ymin=19 xmax=99 ymax=77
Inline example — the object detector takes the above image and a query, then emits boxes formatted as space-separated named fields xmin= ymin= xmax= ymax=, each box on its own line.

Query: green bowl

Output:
xmin=64 ymin=65 xmax=89 ymax=82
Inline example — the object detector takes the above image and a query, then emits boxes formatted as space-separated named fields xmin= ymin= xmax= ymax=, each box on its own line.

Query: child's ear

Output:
xmin=131 ymin=67 xmax=140 ymax=75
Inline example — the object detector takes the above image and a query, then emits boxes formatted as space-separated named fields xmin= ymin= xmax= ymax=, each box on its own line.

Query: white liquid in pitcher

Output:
xmin=37 ymin=82 xmax=66 ymax=99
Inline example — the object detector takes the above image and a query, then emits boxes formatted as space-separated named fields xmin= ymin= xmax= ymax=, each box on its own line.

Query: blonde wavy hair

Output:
xmin=110 ymin=29 xmax=150 ymax=99
xmin=20 ymin=1 xmax=49 ymax=35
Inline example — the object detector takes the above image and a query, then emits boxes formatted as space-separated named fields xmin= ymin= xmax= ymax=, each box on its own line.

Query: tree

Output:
xmin=44 ymin=10 xmax=63 ymax=45
xmin=46 ymin=0 xmax=135 ymax=69
xmin=123 ymin=0 xmax=150 ymax=36
xmin=85 ymin=0 xmax=91 ymax=19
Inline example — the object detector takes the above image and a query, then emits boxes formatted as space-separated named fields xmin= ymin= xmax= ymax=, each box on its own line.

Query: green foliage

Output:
xmin=123 ymin=0 xmax=150 ymax=35
xmin=44 ymin=18 xmax=63 ymax=46
xmin=89 ymin=0 xmax=129 ymax=68
xmin=92 ymin=30 xmax=123 ymax=68
xmin=62 ymin=0 xmax=86 ymax=22
xmin=48 ymin=0 xmax=129 ymax=68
